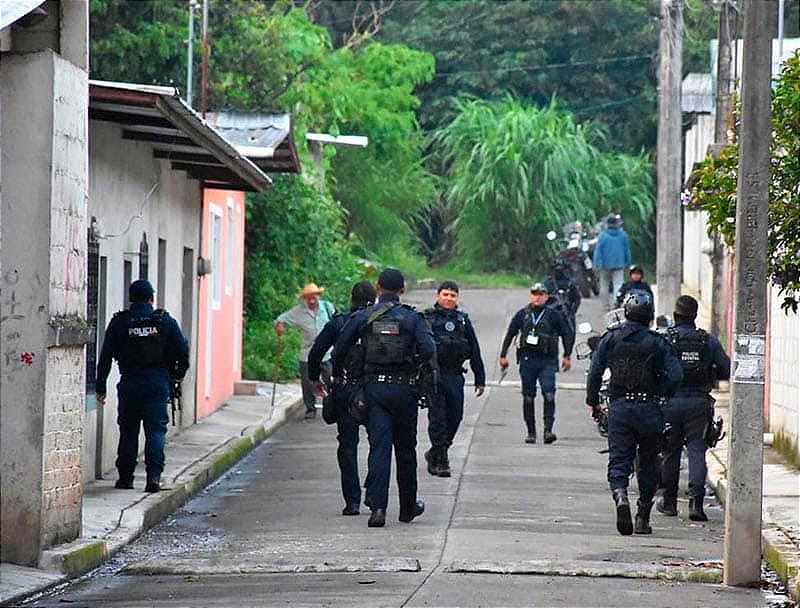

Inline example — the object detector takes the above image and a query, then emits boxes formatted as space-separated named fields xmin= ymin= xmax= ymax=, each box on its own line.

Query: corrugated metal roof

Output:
xmin=1 ymin=0 xmax=45 ymax=30
xmin=208 ymin=112 xmax=300 ymax=173
xmin=682 ymin=73 xmax=713 ymax=114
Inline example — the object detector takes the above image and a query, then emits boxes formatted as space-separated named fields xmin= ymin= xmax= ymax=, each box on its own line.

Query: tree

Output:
xmin=432 ymin=96 xmax=654 ymax=273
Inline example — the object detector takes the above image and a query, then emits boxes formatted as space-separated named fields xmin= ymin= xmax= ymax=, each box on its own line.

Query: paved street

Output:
xmin=27 ymin=289 xmax=775 ymax=607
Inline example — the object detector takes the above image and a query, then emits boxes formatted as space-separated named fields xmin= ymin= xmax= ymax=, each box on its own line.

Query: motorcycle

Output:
xmin=546 ymin=228 xmax=600 ymax=298
xmin=575 ymin=321 xmax=609 ymax=437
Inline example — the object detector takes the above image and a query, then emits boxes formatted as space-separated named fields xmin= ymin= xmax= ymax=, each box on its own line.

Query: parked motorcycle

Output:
xmin=546 ymin=227 xmax=599 ymax=298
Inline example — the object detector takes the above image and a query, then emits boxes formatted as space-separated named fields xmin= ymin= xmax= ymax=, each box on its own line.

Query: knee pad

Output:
xmin=543 ymin=392 xmax=555 ymax=404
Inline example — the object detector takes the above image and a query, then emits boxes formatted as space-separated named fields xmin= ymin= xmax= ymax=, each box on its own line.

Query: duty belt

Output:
xmin=332 ymin=376 xmax=360 ymax=386
xmin=364 ymin=373 xmax=416 ymax=385
xmin=617 ymin=391 xmax=662 ymax=404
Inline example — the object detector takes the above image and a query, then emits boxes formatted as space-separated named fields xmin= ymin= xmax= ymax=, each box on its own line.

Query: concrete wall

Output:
xmin=82 ymin=119 xmax=201 ymax=482
xmin=196 ymin=189 xmax=245 ymax=419
xmin=1 ymin=50 xmax=88 ymax=565
xmin=768 ymin=287 xmax=800 ymax=459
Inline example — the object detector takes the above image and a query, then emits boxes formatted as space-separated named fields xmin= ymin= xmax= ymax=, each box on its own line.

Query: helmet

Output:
xmin=623 ymin=290 xmax=654 ymax=323
xmin=629 ymin=265 xmax=644 ymax=275
xmin=552 ymin=258 xmax=567 ymax=273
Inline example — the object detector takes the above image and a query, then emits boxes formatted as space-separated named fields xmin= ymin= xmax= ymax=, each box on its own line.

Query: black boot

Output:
xmin=688 ymin=496 xmax=708 ymax=522
xmin=368 ymin=508 xmax=386 ymax=527
xmin=543 ymin=396 xmax=557 ymax=444
xmin=612 ymin=488 xmax=633 ymax=536
xmin=656 ymin=495 xmax=677 ymax=516
xmin=145 ymin=476 xmax=161 ymax=493
xmin=438 ymin=448 xmax=451 ymax=477
xmin=634 ymin=499 xmax=653 ymax=534
xmin=523 ymin=396 xmax=536 ymax=443
xmin=399 ymin=499 xmax=425 ymax=523
xmin=424 ymin=448 xmax=440 ymax=476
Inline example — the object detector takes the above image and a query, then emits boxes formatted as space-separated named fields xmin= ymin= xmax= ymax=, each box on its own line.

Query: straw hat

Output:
xmin=297 ymin=283 xmax=325 ymax=298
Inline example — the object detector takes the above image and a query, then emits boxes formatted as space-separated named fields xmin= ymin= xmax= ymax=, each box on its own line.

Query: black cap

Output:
xmin=530 ymin=282 xmax=548 ymax=294
xmin=674 ymin=295 xmax=698 ymax=319
xmin=377 ymin=268 xmax=405 ymax=292
xmin=629 ymin=265 xmax=644 ymax=275
xmin=129 ymin=279 xmax=155 ymax=302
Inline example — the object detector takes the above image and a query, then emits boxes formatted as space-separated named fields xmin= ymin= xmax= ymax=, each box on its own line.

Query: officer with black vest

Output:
xmin=499 ymin=282 xmax=574 ymax=445
xmin=308 ymin=281 xmax=377 ymax=516
xmin=586 ymin=291 xmax=683 ymax=535
xmin=334 ymin=268 xmax=436 ymax=528
xmin=422 ymin=281 xmax=486 ymax=477
xmin=96 ymin=280 xmax=190 ymax=493
xmin=657 ymin=295 xmax=730 ymax=522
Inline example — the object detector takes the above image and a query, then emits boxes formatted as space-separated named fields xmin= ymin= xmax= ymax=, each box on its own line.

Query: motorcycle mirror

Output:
xmin=577 ymin=322 xmax=593 ymax=334
xmin=546 ymin=231 xmax=557 ymax=241
xmin=581 ymin=242 xmax=589 ymax=252
xmin=575 ymin=342 xmax=593 ymax=360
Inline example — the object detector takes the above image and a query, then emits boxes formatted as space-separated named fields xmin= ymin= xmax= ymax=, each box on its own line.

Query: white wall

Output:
xmin=83 ymin=120 xmax=201 ymax=483
xmin=769 ymin=287 xmax=800 ymax=459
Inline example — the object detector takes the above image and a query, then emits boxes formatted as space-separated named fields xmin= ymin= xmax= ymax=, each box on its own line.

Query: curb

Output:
xmin=1 ymin=398 xmax=304 ymax=608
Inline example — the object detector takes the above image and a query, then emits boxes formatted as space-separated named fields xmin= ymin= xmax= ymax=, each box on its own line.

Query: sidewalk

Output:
xmin=0 ymin=383 xmax=303 ymax=607
xmin=706 ymin=388 xmax=800 ymax=602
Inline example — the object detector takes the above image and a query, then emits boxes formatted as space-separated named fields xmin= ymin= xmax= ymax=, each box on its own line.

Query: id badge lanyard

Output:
xmin=526 ymin=310 xmax=545 ymax=346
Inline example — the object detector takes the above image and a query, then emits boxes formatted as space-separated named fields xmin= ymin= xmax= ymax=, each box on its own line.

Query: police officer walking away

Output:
xmin=96 ymin=280 xmax=190 ymax=492
xmin=499 ymin=282 xmax=574 ymax=445
xmin=422 ymin=281 xmax=486 ymax=477
xmin=586 ymin=292 xmax=683 ymax=535
xmin=308 ymin=281 xmax=377 ymax=516
xmin=334 ymin=269 xmax=436 ymax=528
xmin=657 ymin=295 xmax=730 ymax=522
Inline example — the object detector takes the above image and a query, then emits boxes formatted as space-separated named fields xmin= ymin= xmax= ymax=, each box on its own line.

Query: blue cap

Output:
xmin=129 ymin=279 xmax=155 ymax=302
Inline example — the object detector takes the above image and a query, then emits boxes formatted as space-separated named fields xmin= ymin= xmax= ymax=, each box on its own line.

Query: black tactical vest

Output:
xmin=117 ymin=309 xmax=167 ymax=369
xmin=607 ymin=328 xmax=659 ymax=394
xmin=361 ymin=303 xmax=415 ymax=372
xmin=424 ymin=308 xmax=471 ymax=370
xmin=519 ymin=306 xmax=558 ymax=356
xmin=668 ymin=327 xmax=713 ymax=389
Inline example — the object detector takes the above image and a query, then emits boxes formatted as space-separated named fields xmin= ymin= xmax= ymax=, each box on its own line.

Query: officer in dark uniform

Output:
xmin=421 ymin=281 xmax=486 ymax=477
xmin=334 ymin=268 xmax=436 ymax=528
xmin=308 ymin=281 xmax=377 ymax=516
xmin=96 ymin=280 xmax=190 ymax=493
xmin=499 ymin=282 xmax=574 ymax=445
xmin=543 ymin=259 xmax=581 ymax=331
xmin=615 ymin=265 xmax=653 ymax=308
xmin=586 ymin=291 xmax=683 ymax=535
xmin=657 ymin=295 xmax=730 ymax=522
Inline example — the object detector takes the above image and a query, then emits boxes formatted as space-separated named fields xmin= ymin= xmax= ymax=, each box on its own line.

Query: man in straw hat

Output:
xmin=275 ymin=283 xmax=336 ymax=419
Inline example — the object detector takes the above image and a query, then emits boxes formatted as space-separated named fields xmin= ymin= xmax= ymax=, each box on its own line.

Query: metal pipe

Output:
xmin=201 ymin=0 xmax=209 ymax=118
xmin=187 ymin=0 xmax=198 ymax=107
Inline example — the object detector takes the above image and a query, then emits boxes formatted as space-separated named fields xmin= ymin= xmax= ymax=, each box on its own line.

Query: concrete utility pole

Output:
xmin=200 ymin=0 xmax=209 ymax=118
xmin=723 ymin=0 xmax=774 ymax=588
xmin=656 ymin=0 xmax=683 ymax=316
xmin=710 ymin=0 xmax=737 ymax=340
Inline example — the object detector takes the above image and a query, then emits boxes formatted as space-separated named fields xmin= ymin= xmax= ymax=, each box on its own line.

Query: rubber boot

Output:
xmin=634 ymin=499 xmax=653 ymax=534
xmin=612 ymin=488 xmax=633 ymax=536
xmin=438 ymin=447 xmax=451 ymax=477
xmin=543 ymin=394 xmax=557 ymax=444
xmin=656 ymin=495 xmax=677 ymax=516
xmin=688 ymin=496 xmax=708 ymax=522
xmin=523 ymin=396 xmax=536 ymax=443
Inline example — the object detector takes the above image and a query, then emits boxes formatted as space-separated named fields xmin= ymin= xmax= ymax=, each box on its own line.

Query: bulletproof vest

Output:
xmin=668 ymin=327 xmax=713 ymax=389
xmin=424 ymin=308 xmax=471 ymax=370
xmin=607 ymin=328 xmax=659 ymax=394
xmin=333 ymin=312 xmax=364 ymax=380
xmin=361 ymin=303 xmax=415 ymax=372
xmin=519 ymin=306 xmax=558 ymax=356
xmin=116 ymin=309 xmax=167 ymax=369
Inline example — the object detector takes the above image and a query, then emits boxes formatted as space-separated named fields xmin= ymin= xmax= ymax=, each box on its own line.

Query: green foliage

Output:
xmin=432 ymin=96 xmax=654 ymax=274
xmin=686 ymin=51 xmax=800 ymax=313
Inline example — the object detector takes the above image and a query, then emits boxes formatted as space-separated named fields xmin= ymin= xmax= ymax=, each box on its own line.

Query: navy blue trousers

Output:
xmin=607 ymin=400 xmax=664 ymax=502
xmin=364 ymin=383 xmax=419 ymax=512
xmin=116 ymin=370 xmax=170 ymax=481
xmin=334 ymin=384 xmax=362 ymax=507
xmin=427 ymin=372 xmax=465 ymax=448
xmin=661 ymin=395 xmax=711 ymax=500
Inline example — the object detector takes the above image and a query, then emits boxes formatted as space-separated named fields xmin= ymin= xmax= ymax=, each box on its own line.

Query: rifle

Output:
xmin=170 ymin=380 xmax=182 ymax=426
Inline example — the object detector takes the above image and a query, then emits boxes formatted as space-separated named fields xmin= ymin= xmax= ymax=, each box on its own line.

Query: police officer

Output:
xmin=499 ymin=282 xmax=574 ymax=445
xmin=334 ymin=268 xmax=436 ymax=528
xmin=657 ymin=295 xmax=730 ymax=522
xmin=586 ymin=291 xmax=683 ymax=535
xmin=308 ymin=281 xmax=377 ymax=516
xmin=96 ymin=280 xmax=190 ymax=493
xmin=543 ymin=259 xmax=581 ymax=331
xmin=615 ymin=265 xmax=654 ymax=308
xmin=422 ymin=281 xmax=486 ymax=477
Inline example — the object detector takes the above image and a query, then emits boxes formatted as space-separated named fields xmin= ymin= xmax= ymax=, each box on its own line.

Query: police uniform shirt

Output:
xmin=670 ymin=322 xmax=730 ymax=396
xmin=425 ymin=304 xmax=486 ymax=386
xmin=499 ymin=305 xmax=575 ymax=360
xmin=586 ymin=321 xmax=682 ymax=406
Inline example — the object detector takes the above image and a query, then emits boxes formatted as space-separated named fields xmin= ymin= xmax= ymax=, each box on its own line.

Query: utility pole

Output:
xmin=656 ymin=0 xmax=683 ymax=316
xmin=723 ymin=0 xmax=773 ymax=588
xmin=187 ymin=0 xmax=198 ymax=108
xmin=200 ymin=0 xmax=209 ymax=118
xmin=710 ymin=0 xmax=737 ymax=340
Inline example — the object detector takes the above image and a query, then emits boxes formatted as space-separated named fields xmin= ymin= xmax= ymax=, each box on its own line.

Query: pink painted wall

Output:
xmin=196 ymin=189 xmax=246 ymax=419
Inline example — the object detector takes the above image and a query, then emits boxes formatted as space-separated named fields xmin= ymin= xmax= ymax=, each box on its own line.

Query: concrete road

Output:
xmin=28 ymin=289 xmax=776 ymax=607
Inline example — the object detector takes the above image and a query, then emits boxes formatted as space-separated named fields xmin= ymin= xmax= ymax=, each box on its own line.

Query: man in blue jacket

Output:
xmin=96 ymin=280 xmax=190 ymax=493
xmin=593 ymin=214 xmax=631 ymax=309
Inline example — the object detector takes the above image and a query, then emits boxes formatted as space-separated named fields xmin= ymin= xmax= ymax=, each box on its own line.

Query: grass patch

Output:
xmin=773 ymin=431 xmax=800 ymax=471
